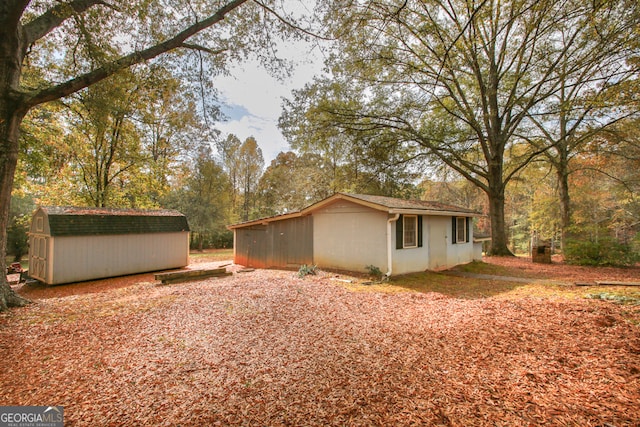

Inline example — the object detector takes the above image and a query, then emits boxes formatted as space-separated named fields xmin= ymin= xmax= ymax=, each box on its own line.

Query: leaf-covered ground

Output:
xmin=1 ymin=258 xmax=639 ymax=426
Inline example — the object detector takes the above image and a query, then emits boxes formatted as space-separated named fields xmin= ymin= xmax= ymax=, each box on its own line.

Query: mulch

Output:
xmin=0 ymin=260 xmax=639 ymax=426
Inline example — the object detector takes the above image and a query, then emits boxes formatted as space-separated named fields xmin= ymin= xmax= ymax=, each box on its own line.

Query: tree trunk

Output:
xmin=554 ymin=142 xmax=571 ymax=251
xmin=487 ymin=184 xmax=513 ymax=256
xmin=0 ymin=107 xmax=31 ymax=310
xmin=557 ymin=163 xmax=571 ymax=240
xmin=486 ymin=165 xmax=514 ymax=256
xmin=0 ymin=6 xmax=30 ymax=310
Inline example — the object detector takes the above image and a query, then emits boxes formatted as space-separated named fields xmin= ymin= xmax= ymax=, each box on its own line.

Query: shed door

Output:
xmin=236 ymin=225 xmax=269 ymax=268
xmin=29 ymin=235 xmax=48 ymax=280
xmin=271 ymin=215 xmax=313 ymax=267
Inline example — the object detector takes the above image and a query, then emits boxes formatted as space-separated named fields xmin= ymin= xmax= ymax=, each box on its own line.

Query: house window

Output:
xmin=403 ymin=215 xmax=418 ymax=248
xmin=452 ymin=216 xmax=470 ymax=244
xmin=456 ymin=217 xmax=466 ymax=243
xmin=396 ymin=215 xmax=422 ymax=249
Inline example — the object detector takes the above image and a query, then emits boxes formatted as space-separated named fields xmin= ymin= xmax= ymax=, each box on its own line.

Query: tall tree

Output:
xmin=0 ymin=0 xmax=305 ymax=310
xmin=216 ymin=133 xmax=243 ymax=221
xmin=311 ymin=0 xmax=640 ymax=255
xmin=522 ymin=0 xmax=640 ymax=246
xmin=165 ymin=145 xmax=231 ymax=251
xmin=237 ymin=136 xmax=264 ymax=221
xmin=64 ymin=70 xmax=143 ymax=207
xmin=256 ymin=151 xmax=335 ymax=217
xmin=280 ymin=77 xmax=423 ymax=198
xmin=138 ymin=67 xmax=204 ymax=205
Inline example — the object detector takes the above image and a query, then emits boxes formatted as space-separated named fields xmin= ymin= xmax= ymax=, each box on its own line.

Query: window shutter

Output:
xmin=466 ymin=217 xmax=471 ymax=243
xmin=396 ymin=215 xmax=403 ymax=249
xmin=452 ymin=217 xmax=457 ymax=244
xmin=418 ymin=216 xmax=423 ymax=247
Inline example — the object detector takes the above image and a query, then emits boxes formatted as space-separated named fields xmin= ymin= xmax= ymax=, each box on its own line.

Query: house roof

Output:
xmin=228 ymin=192 xmax=481 ymax=229
xmin=36 ymin=206 xmax=190 ymax=236
xmin=320 ymin=193 xmax=479 ymax=215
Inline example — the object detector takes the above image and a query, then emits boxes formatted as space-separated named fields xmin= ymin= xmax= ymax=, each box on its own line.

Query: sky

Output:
xmin=214 ymin=39 xmax=326 ymax=164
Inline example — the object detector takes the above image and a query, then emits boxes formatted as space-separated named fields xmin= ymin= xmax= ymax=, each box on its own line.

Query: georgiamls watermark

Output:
xmin=0 ymin=406 xmax=63 ymax=427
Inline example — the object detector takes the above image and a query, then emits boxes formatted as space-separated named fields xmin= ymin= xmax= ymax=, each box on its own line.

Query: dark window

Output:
xmin=396 ymin=215 xmax=423 ymax=249
xmin=452 ymin=216 xmax=471 ymax=244
xmin=403 ymin=215 xmax=418 ymax=248
xmin=456 ymin=217 xmax=466 ymax=243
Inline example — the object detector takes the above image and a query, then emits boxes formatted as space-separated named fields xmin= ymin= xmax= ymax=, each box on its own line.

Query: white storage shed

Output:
xmin=28 ymin=206 xmax=190 ymax=285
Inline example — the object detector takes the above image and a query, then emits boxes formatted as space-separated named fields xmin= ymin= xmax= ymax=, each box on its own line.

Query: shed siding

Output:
xmin=234 ymin=216 xmax=312 ymax=269
xmin=270 ymin=216 xmax=313 ymax=267
xmin=44 ymin=232 xmax=188 ymax=285
xmin=313 ymin=200 xmax=387 ymax=273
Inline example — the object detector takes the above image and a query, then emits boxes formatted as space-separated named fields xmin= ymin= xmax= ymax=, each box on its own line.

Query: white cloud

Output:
xmin=214 ymin=38 xmax=325 ymax=163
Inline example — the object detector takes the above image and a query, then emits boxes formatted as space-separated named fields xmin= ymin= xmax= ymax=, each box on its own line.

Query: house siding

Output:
xmin=313 ymin=200 xmax=387 ymax=273
xmin=393 ymin=216 xmax=431 ymax=275
xmin=392 ymin=215 xmax=475 ymax=274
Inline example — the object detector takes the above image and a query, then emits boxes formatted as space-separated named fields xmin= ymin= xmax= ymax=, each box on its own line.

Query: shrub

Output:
xmin=365 ymin=265 xmax=384 ymax=281
xmin=564 ymin=237 xmax=639 ymax=267
xmin=298 ymin=264 xmax=318 ymax=278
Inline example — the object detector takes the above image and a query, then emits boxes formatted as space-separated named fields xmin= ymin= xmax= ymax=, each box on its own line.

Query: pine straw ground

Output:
xmin=1 ymin=256 xmax=639 ymax=426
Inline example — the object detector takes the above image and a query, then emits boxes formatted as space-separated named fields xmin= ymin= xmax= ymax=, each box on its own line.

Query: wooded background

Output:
xmin=4 ymin=0 xmax=640 ymax=276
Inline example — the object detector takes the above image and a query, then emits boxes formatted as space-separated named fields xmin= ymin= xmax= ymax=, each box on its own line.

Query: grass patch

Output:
xmin=451 ymin=260 xmax=539 ymax=279
xmin=386 ymin=272 xmax=640 ymax=304
xmin=389 ymin=271 xmax=526 ymax=299
xmin=189 ymin=249 xmax=233 ymax=262
xmin=343 ymin=261 xmax=640 ymax=303
xmin=339 ymin=270 xmax=528 ymax=299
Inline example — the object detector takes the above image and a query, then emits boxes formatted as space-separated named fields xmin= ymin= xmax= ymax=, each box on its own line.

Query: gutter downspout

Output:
xmin=386 ymin=213 xmax=400 ymax=278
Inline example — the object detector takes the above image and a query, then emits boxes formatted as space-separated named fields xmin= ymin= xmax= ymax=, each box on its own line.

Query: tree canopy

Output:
xmin=0 ymin=0 xmax=312 ymax=310
xmin=290 ymin=0 xmax=640 ymax=255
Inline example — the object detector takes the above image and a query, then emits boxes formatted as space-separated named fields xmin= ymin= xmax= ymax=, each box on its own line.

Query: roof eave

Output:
xmin=227 ymin=211 xmax=305 ymax=230
xmin=299 ymin=193 xmax=390 ymax=215
xmin=389 ymin=208 xmax=483 ymax=217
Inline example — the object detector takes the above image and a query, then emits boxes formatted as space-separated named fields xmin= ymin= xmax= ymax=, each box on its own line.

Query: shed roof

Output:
xmin=36 ymin=206 xmax=190 ymax=236
xmin=228 ymin=192 xmax=481 ymax=229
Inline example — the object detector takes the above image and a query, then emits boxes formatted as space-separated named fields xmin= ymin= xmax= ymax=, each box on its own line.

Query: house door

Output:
xmin=428 ymin=219 xmax=448 ymax=269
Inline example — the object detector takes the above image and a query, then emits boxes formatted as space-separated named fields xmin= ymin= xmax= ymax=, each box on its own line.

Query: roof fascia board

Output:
xmin=389 ymin=209 xmax=483 ymax=217
xmin=227 ymin=211 xmax=304 ymax=230
xmin=301 ymin=193 xmax=390 ymax=214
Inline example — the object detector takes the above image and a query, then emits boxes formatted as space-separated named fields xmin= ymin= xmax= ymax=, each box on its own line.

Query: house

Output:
xmin=228 ymin=193 xmax=485 ymax=276
xmin=28 ymin=206 xmax=190 ymax=285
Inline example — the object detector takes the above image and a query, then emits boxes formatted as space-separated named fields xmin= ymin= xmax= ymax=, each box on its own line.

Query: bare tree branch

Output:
xmin=180 ymin=43 xmax=227 ymax=55
xmin=253 ymin=0 xmax=333 ymax=41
